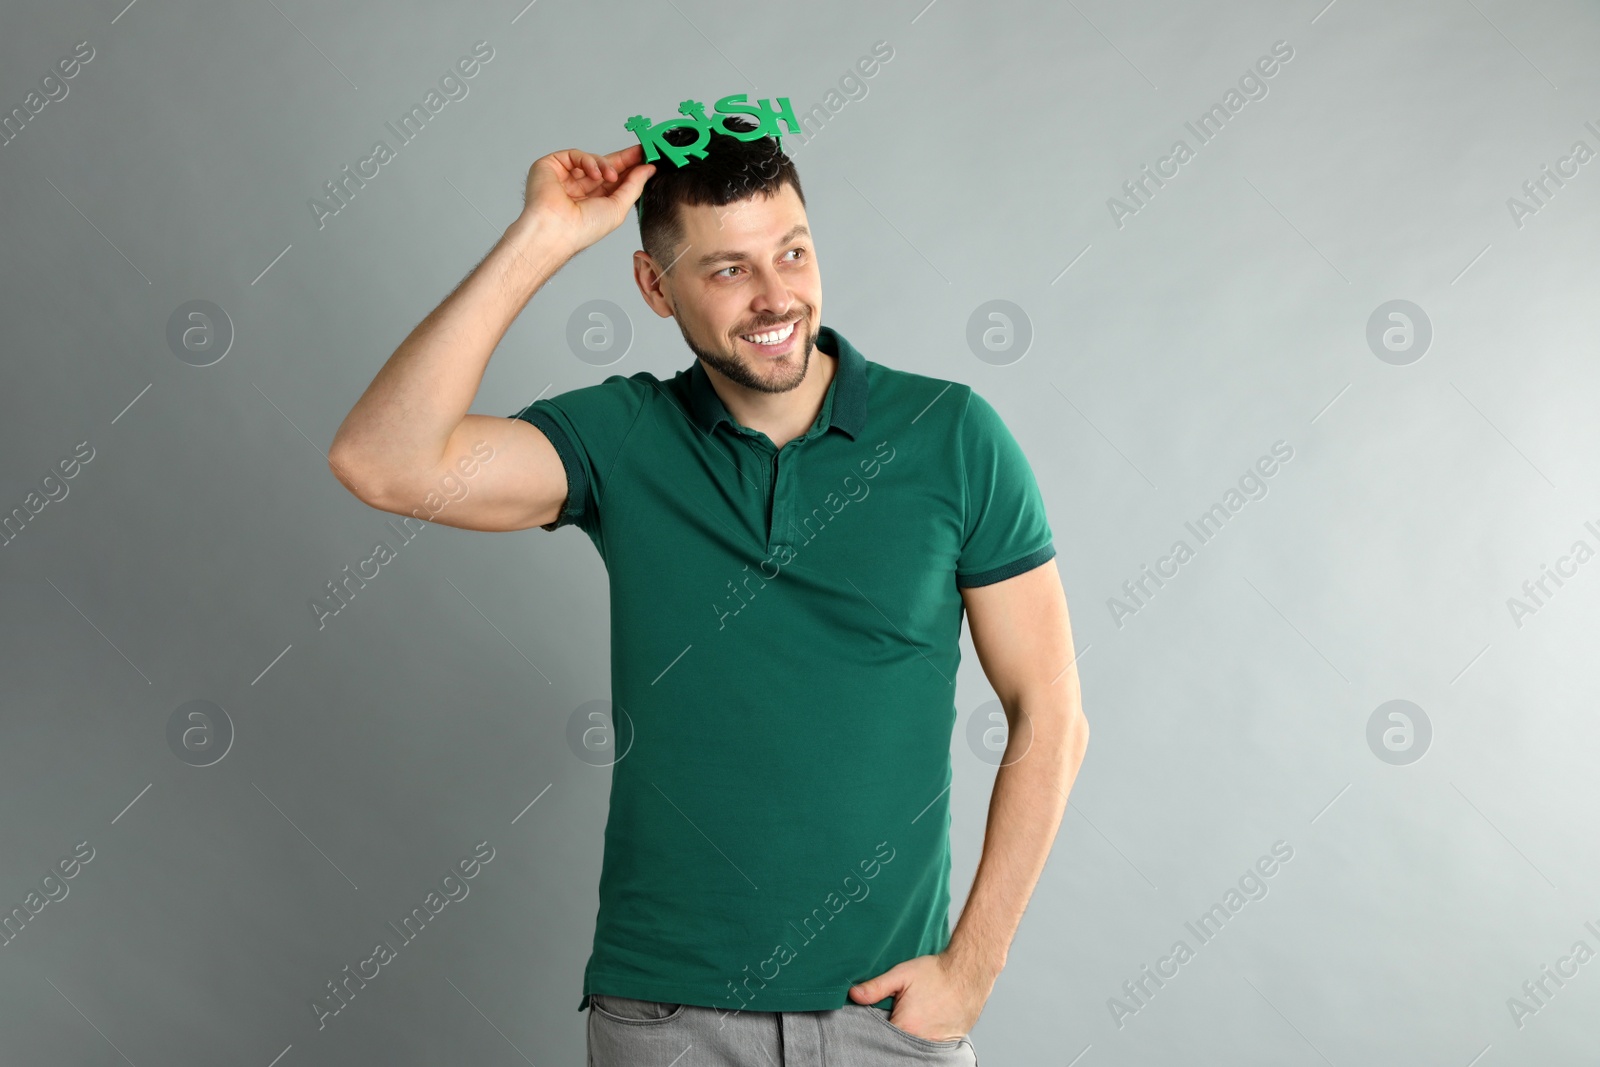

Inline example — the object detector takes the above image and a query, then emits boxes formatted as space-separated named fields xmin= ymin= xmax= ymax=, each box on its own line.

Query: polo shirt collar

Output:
xmin=686 ymin=324 xmax=867 ymax=441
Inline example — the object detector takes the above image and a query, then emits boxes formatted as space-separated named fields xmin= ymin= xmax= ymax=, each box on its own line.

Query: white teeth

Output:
xmin=742 ymin=321 xmax=796 ymax=345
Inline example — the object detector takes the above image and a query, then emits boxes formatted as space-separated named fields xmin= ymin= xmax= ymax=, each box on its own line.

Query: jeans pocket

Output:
xmin=868 ymin=1005 xmax=966 ymax=1050
xmin=589 ymin=994 xmax=686 ymax=1025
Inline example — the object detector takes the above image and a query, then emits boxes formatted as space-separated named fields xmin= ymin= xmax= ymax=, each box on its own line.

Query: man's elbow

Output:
xmin=1048 ymin=697 xmax=1088 ymax=763
xmin=326 ymin=446 xmax=395 ymax=508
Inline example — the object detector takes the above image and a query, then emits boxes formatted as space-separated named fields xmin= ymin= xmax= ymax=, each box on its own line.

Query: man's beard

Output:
xmin=677 ymin=311 xmax=816 ymax=395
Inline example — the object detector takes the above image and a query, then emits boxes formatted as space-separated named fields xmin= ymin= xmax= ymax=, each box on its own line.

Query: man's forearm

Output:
xmin=944 ymin=679 xmax=1089 ymax=984
xmin=328 ymin=214 xmax=572 ymax=486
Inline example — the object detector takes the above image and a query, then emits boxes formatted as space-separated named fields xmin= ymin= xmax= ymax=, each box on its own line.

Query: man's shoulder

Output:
xmin=524 ymin=367 xmax=674 ymax=411
xmin=580 ymin=368 xmax=673 ymax=397
xmin=861 ymin=357 xmax=978 ymax=427
xmin=858 ymin=357 xmax=1029 ymax=453
xmin=509 ymin=369 xmax=682 ymax=447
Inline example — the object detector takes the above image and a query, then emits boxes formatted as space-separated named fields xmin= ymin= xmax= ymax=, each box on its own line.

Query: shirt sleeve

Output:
xmin=507 ymin=373 xmax=651 ymax=535
xmin=955 ymin=388 xmax=1056 ymax=587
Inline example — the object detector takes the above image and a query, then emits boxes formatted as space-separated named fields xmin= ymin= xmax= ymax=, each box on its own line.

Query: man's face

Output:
xmin=636 ymin=183 xmax=822 ymax=395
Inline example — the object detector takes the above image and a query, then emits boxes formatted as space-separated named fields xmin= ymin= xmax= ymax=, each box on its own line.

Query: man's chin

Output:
xmin=727 ymin=356 xmax=806 ymax=395
xmin=691 ymin=325 xmax=814 ymax=395
xmin=738 ymin=339 xmax=812 ymax=394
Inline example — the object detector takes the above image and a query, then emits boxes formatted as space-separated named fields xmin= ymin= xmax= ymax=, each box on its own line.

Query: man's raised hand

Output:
xmin=521 ymin=144 xmax=656 ymax=255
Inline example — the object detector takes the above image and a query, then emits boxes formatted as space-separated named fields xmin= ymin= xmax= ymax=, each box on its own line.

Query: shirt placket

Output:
xmin=730 ymin=428 xmax=778 ymax=553
xmin=767 ymin=438 xmax=804 ymax=555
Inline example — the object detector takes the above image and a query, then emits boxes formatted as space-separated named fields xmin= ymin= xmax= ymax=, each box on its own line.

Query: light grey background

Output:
xmin=4 ymin=0 xmax=1598 ymax=1063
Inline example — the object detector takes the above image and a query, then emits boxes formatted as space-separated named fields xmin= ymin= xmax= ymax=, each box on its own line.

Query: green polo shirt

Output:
xmin=508 ymin=325 xmax=1055 ymax=1015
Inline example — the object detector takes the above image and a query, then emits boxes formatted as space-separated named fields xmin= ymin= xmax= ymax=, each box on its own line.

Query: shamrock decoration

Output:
xmin=625 ymin=93 xmax=802 ymax=168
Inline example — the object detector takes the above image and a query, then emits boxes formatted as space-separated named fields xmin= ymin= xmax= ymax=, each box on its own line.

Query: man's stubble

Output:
xmin=675 ymin=310 xmax=817 ymax=396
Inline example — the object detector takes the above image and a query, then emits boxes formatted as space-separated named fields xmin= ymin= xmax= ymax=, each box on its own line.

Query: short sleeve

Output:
xmin=507 ymin=374 xmax=650 ymax=534
xmin=955 ymin=389 xmax=1056 ymax=587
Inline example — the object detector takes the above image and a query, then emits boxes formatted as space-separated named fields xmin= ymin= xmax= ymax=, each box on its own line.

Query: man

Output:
xmin=328 ymin=117 xmax=1088 ymax=1065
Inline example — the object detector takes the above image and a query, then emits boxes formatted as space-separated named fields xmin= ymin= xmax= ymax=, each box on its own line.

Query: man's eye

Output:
xmin=717 ymin=250 xmax=802 ymax=278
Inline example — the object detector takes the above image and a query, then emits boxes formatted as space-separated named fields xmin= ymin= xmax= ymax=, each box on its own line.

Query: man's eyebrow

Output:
xmin=695 ymin=224 xmax=811 ymax=270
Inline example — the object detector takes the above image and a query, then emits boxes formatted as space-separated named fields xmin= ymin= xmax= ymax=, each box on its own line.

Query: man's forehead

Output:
xmin=683 ymin=186 xmax=806 ymax=236
xmin=680 ymin=193 xmax=810 ymax=271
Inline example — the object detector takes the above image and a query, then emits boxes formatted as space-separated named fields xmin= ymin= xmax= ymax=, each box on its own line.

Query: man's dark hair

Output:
xmin=636 ymin=115 xmax=805 ymax=270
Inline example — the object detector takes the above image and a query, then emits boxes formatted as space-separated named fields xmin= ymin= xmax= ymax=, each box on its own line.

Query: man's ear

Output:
xmin=632 ymin=251 xmax=677 ymax=319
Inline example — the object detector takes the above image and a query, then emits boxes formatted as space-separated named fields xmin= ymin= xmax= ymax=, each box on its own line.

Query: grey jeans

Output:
xmin=587 ymin=994 xmax=980 ymax=1066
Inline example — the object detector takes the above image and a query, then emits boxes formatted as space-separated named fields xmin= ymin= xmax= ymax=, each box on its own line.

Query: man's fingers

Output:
xmin=554 ymin=145 xmax=646 ymax=184
xmin=578 ymin=150 xmax=619 ymax=184
xmin=545 ymin=146 xmax=648 ymax=200
xmin=599 ymin=162 xmax=654 ymax=207
xmin=601 ymin=143 xmax=645 ymax=171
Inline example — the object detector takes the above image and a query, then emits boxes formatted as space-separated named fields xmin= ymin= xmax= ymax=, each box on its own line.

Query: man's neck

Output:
xmin=708 ymin=346 xmax=837 ymax=449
